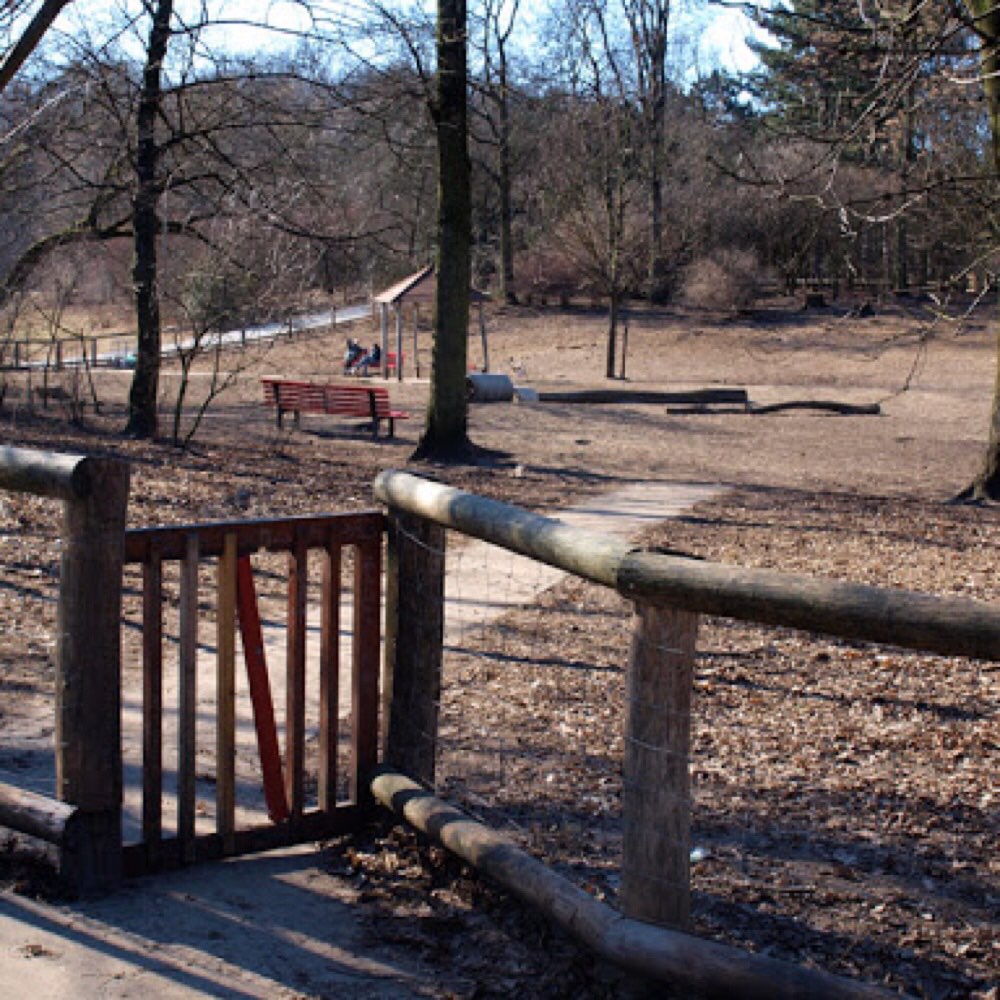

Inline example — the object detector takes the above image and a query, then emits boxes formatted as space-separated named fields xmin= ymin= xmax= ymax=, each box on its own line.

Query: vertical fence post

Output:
xmin=383 ymin=509 xmax=445 ymax=787
xmin=621 ymin=602 xmax=699 ymax=930
xmin=56 ymin=457 xmax=129 ymax=894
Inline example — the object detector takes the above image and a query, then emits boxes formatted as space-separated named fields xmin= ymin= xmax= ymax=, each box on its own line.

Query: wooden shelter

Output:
xmin=371 ymin=265 xmax=490 ymax=381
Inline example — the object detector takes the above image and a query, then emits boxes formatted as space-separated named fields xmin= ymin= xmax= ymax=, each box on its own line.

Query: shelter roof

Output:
xmin=373 ymin=265 xmax=489 ymax=306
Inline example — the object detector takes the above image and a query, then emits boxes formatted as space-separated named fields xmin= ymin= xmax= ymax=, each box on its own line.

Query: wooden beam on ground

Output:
xmin=536 ymin=388 xmax=749 ymax=406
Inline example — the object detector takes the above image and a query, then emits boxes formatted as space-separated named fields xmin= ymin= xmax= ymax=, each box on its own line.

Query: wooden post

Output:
xmin=621 ymin=602 xmax=699 ymax=929
xmin=379 ymin=303 xmax=389 ymax=379
xmin=395 ymin=304 xmax=404 ymax=381
xmin=56 ymin=456 xmax=129 ymax=893
xmin=318 ymin=538 xmax=342 ymax=812
xmin=412 ymin=305 xmax=420 ymax=378
xmin=142 ymin=550 xmax=163 ymax=868
xmin=383 ymin=509 xmax=445 ymax=787
xmin=620 ymin=318 xmax=629 ymax=380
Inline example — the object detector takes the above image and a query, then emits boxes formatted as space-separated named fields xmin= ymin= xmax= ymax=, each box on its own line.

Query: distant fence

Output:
xmin=0 ymin=303 xmax=375 ymax=374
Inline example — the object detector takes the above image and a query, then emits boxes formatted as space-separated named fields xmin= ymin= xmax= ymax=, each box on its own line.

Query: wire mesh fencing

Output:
xmin=383 ymin=508 xmax=998 ymax=997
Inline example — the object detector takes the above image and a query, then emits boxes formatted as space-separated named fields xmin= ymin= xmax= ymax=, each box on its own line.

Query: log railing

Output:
xmin=122 ymin=511 xmax=383 ymax=874
xmin=373 ymin=470 xmax=995 ymax=999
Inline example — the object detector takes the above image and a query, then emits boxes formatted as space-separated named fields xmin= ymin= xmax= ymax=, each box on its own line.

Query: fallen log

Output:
xmin=539 ymin=388 xmax=749 ymax=407
xmin=748 ymin=400 xmax=881 ymax=416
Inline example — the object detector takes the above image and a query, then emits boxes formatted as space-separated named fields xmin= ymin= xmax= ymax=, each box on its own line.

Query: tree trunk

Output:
xmin=647 ymin=26 xmax=667 ymax=303
xmin=126 ymin=0 xmax=173 ymax=439
xmin=412 ymin=0 xmax=472 ymax=462
xmin=959 ymin=2 xmax=1000 ymax=500
xmin=606 ymin=288 xmax=619 ymax=379
xmin=498 ymin=63 xmax=515 ymax=305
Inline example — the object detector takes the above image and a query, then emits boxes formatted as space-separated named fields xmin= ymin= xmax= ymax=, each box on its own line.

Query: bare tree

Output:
xmin=412 ymin=0 xmax=474 ymax=460
xmin=0 ymin=0 xmax=75 ymax=91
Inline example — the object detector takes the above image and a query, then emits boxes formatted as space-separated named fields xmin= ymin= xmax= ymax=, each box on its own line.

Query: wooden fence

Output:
xmin=0 ymin=446 xmax=384 ymax=891
xmin=121 ymin=511 xmax=383 ymax=875
xmin=373 ymin=469 xmax=1000 ymax=998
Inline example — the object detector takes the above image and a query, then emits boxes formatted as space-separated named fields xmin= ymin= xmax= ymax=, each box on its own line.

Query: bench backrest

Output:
xmin=263 ymin=379 xmax=397 ymax=417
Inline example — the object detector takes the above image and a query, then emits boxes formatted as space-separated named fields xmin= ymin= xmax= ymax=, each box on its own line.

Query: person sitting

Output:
xmin=343 ymin=338 xmax=364 ymax=374
xmin=354 ymin=342 xmax=381 ymax=376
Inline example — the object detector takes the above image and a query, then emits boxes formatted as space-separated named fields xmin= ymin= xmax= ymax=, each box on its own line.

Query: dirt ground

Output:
xmin=0 ymin=295 xmax=998 ymax=998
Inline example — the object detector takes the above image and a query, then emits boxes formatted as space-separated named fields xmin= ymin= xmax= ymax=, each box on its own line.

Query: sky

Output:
xmin=22 ymin=0 xmax=765 ymax=78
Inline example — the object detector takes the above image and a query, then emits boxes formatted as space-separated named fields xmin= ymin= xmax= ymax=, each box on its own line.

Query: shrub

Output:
xmin=681 ymin=248 xmax=765 ymax=312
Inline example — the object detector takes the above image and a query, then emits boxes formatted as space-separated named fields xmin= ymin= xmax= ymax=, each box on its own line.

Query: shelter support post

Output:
xmin=395 ymin=305 xmax=404 ymax=381
xmin=413 ymin=305 xmax=420 ymax=378
xmin=379 ymin=303 xmax=389 ymax=379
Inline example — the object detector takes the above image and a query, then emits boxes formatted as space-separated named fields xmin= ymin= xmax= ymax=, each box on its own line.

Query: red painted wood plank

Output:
xmin=235 ymin=555 xmax=290 ymax=823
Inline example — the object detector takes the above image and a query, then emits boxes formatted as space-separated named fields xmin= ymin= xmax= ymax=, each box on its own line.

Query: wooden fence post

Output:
xmin=56 ymin=456 xmax=130 ymax=893
xmin=621 ymin=602 xmax=699 ymax=929
xmin=383 ymin=508 xmax=445 ymax=786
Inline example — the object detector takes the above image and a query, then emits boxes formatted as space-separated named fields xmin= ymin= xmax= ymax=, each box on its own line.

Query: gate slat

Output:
xmin=142 ymin=550 xmax=163 ymax=862
xmin=216 ymin=532 xmax=237 ymax=854
xmin=286 ymin=538 xmax=308 ymax=820
xmin=319 ymin=539 xmax=342 ymax=811
xmin=178 ymin=533 xmax=199 ymax=863
xmin=351 ymin=537 xmax=381 ymax=806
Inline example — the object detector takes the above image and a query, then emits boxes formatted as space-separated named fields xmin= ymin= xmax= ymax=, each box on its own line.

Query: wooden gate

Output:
xmin=122 ymin=511 xmax=383 ymax=874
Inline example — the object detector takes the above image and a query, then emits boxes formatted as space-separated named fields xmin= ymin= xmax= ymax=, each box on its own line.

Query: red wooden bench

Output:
xmin=262 ymin=378 xmax=409 ymax=439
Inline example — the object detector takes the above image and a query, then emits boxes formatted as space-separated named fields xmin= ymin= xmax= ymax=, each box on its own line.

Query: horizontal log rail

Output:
xmin=0 ymin=446 xmax=100 ymax=500
xmin=0 ymin=782 xmax=78 ymax=846
xmin=374 ymin=470 xmax=1000 ymax=662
